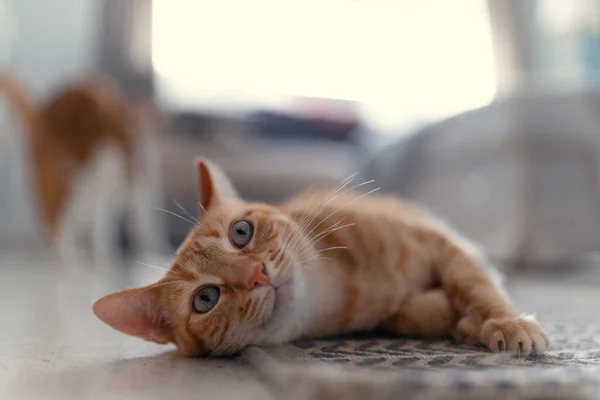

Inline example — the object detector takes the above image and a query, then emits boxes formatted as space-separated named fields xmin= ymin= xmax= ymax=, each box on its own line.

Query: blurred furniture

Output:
xmin=363 ymin=89 xmax=600 ymax=268
xmin=159 ymin=113 xmax=369 ymax=246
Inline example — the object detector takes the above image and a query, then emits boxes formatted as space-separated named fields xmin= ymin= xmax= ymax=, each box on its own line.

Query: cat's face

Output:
xmin=93 ymin=159 xmax=310 ymax=356
xmin=160 ymin=201 xmax=306 ymax=355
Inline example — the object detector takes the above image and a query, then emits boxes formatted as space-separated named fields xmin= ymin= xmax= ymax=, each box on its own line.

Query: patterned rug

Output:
xmin=256 ymin=279 xmax=600 ymax=398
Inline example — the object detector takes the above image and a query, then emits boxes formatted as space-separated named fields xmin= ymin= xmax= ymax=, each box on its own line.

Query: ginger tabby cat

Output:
xmin=94 ymin=159 xmax=549 ymax=357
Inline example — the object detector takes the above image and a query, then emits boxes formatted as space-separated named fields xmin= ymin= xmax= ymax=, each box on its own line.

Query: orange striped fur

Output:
xmin=94 ymin=159 xmax=548 ymax=357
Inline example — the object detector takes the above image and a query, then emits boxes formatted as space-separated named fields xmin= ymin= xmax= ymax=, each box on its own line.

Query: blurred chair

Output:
xmin=363 ymin=89 xmax=600 ymax=268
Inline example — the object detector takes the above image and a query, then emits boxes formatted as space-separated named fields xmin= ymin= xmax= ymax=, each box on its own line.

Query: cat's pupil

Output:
xmin=200 ymin=294 xmax=210 ymax=302
xmin=236 ymin=229 xmax=246 ymax=236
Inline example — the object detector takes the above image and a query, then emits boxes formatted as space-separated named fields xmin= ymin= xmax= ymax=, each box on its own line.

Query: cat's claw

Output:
xmin=481 ymin=317 xmax=549 ymax=357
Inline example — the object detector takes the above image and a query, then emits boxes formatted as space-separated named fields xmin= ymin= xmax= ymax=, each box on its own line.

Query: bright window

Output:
xmin=152 ymin=0 xmax=496 ymax=131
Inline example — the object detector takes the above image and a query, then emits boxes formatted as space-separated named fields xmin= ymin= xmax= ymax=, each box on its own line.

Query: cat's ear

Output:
xmin=93 ymin=285 xmax=173 ymax=345
xmin=196 ymin=158 xmax=240 ymax=214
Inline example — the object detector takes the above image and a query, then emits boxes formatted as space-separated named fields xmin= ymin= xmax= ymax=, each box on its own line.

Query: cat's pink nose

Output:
xmin=247 ymin=263 xmax=269 ymax=289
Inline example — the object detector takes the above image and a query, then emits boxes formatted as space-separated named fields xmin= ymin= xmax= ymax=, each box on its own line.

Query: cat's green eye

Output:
xmin=192 ymin=286 xmax=220 ymax=313
xmin=229 ymin=219 xmax=253 ymax=249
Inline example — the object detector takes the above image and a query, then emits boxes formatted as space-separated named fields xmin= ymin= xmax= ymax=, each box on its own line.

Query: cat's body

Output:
xmin=246 ymin=191 xmax=455 ymax=345
xmin=0 ymin=73 xmax=166 ymax=262
xmin=94 ymin=160 xmax=548 ymax=357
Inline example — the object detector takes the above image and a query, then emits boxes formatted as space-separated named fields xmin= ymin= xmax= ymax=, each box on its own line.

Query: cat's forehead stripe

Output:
xmin=181 ymin=260 xmax=206 ymax=280
xmin=205 ymin=230 xmax=221 ymax=238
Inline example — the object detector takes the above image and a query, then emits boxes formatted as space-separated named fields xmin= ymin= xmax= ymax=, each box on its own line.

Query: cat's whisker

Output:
xmin=310 ymin=179 xmax=375 ymax=222
xmin=135 ymin=261 xmax=183 ymax=280
xmin=304 ymin=246 xmax=347 ymax=266
xmin=299 ymin=227 xmax=354 ymax=259
xmin=287 ymin=198 xmax=317 ymax=249
xmin=308 ymin=218 xmax=349 ymax=242
xmin=320 ymin=217 xmax=346 ymax=231
xmin=313 ymin=246 xmax=348 ymax=255
xmin=292 ymin=217 xmax=349 ymax=260
xmin=135 ymin=260 xmax=170 ymax=273
xmin=249 ymin=297 xmax=267 ymax=323
xmin=304 ymin=186 xmax=380 ymax=241
xmin=337 ymin=172 xmax=358 ymax=188
xmin=276 ymin=259 xmax=296 ymax=281
xmin=268 ymin=232 xmax=282 ymax=248
xmin=311 ymin=256 xmax=332 ymax=261
xmin=132 ymin=279 xmax=182 ymax=298
xmin=280 ymin=191 xmax=324 ymax=264
xmin=295 ymin=179 xmax=376 ymax=256
xmin=210 ymin=321 xmax=250 ymax=358
xmin=281 ymin=174 xmax=358 ymax=261
xmin=277 ymin=220 xmax=304 ymax=266
xmin=305 ymin=256 xmax=333 ymax=267
xmin=278 ymin=191 xmax=322 ymax=256
xmin=173 ymin=199 xmax=200 ymax=224
xmin=153 ymin=207 xmax=196 ymax=225
xmin=295 ymin=177 xmax=361 ymax=237
xmin=218 ymin=322 xmax=244 ymax=354
xmin=279 ymin=224 xmax=301 ymax=264
xmin=305 ymin=223 xmax=356 ymax=250
xmin=329 ymin=172 xmax=359 ymax=198
xmin=274 ymin=245 xmax=286 ymax=266
xmin=294 ymin=191 xmax=366 ymax=256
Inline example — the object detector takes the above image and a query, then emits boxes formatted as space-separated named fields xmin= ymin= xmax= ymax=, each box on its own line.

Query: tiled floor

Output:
xmin=0 ymin=252 xmax=273 ymax=400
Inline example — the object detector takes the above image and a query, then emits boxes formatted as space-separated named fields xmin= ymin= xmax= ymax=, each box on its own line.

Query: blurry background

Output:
xmin=1 ymin=0 xmax=600 ymax=271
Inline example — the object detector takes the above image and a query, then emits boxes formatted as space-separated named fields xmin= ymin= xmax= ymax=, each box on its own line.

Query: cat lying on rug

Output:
xmin=93 ymin=159 xmax=549 ymax=357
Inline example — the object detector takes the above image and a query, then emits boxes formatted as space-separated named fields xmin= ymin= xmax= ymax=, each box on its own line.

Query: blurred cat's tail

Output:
xmin=0 ymin=72 xmax=41 ymax=141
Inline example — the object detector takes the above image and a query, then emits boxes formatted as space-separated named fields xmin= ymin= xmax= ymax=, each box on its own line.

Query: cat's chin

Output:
xmin=273 ymin=278 xmax=293 ymax=311
xmin=262 ymin=278 xmax=294 ymax=328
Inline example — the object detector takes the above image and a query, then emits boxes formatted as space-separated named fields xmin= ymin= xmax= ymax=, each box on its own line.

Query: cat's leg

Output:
xmin=431 ymin=231 xmax=548 ymax=356
xmin=382 ymin=289 xmax=457 ymax=337
xmin=91 ymin=190 xmax=121 ymax=266
xmin=127 ymin=172 xmax=170 ymax=260
xmin=55 ymin=217 xmax=81 ymax=268
xmin=91 ymin=145 xmax=127 ymax=266
xmin=54 ymin=196 xmax=87 ymax=270
xmin=126 ymin=134 xmax=170 ymax=261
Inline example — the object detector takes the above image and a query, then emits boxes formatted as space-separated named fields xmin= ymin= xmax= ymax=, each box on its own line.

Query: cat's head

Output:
xmin=93 ymin=159 xmax=312 ymax=356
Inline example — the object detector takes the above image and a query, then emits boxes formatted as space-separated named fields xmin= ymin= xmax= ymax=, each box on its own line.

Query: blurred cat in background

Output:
xmin=0 ymin=73 xmax=168 ymax=264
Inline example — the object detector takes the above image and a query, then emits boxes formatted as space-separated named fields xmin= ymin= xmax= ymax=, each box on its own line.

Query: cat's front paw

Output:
xmin=481 ymin=316 xmax=549 ymax=356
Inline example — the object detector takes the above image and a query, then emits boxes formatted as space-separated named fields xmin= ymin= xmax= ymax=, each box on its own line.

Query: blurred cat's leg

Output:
xmin=91 ymin=145 xmax=127 ymax=267
xmin=382 ymin=289 xmax=456 ymax=337
xmin=432 ymin=232 xmax=548 ymax=355
xmin=127 ymin=134 xmax=170 ymax=261
xmin=91 ymin=191 xmax=120 ymax=267
xmin=54 ymin=195 xmax=86 ymax=270
xmin=128 ymin=178 xmax=170 ymax=260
